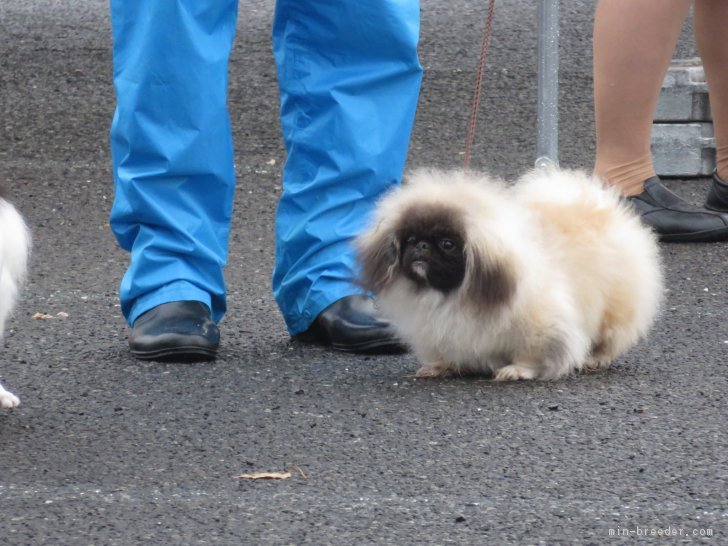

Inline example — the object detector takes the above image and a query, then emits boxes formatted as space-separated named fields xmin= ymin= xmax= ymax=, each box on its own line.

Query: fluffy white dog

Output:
xmin=357 ymin=167 xmax=663 ymax=381
xmin=0 ymin=187 xmax=30 ymax=407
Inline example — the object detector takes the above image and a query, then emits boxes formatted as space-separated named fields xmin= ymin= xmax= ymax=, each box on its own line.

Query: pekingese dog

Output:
xmin=0 ymin=184 xmax=30 ymax=407
xmin=356 ymin=168 xmax=662 ymax=381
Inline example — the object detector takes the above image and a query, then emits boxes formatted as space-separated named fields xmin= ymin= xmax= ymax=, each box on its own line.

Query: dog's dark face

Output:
xmin=397 ymin=206 xmax=466 ymax=294
xmin=358 ymin=200 xmax=516 ymax=310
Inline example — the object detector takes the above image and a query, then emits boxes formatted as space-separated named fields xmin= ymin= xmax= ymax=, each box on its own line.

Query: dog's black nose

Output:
xmin=416 ymin=241 xmax=430 ymax=252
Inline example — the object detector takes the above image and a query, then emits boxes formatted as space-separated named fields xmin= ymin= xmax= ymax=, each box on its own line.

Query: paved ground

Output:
xmin=1 ymin=1 xmax=725 ymax=544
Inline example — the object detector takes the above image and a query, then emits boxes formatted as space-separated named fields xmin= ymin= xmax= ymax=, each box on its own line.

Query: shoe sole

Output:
xmin=658 ymin=227 xmax=728 ymax=243
xmin=296 ymin=331 xmax=408 ymax=355
xmin=330 ymin=343 xmax=408 ymax=355
xmin=328 ymin=338 xmax=408 ymax=355
xmin=131 ymin=346 xmax=218 ymax=362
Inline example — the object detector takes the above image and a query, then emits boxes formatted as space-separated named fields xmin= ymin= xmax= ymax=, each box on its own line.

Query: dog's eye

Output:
xmin=406 ymin=236 xmax=417 ymax=246
xmin=439 ymin=238 xmax=456 ymax=251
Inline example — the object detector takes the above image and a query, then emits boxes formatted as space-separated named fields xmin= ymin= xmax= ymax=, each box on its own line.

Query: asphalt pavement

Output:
xmin=1 ymin=1 xmax=726 ymax=544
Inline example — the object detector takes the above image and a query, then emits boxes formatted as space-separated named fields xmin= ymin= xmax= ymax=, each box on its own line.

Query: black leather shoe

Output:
xmin=296 ymin=295 xmax=407 ymax=355
xmin=128 ymin=301 xmax=219 ymax=361
xmin=628 ymin=176 xmax=728 ymax=242
xmin=705 ymin=171 xmax=728 ymax=213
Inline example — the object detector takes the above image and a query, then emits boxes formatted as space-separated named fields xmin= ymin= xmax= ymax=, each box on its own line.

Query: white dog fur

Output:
xmin=0 ymin=193 xmax=30 ymax=407
xmin=357 ymin=168 xmax=663 ymax=381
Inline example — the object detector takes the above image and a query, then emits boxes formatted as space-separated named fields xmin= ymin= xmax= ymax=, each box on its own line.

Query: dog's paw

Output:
xmin=584 ymin=355 xmax=613 ymax=373
xmin=494 ymin=364 xmax=538 ymax=382
xmin=414 ymin=363 xmax=454 ymax=378
xmin=0 ymin=388 xmax=20 ymax=408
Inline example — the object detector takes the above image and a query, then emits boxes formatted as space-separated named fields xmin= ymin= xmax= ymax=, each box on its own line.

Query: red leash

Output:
xmin=463 ymin=0 xmax=496 ymax=173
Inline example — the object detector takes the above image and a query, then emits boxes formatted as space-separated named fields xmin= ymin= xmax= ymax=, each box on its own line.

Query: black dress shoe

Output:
xmin=628 ymin=176 xmax=728 ymax=242
xmin=705 ymin=171 xmax=728 ymax=212
xmin=296 ymin=295 xmax=407 ymax=355
xmin=128 ymin=301 xmax=219 ymax=361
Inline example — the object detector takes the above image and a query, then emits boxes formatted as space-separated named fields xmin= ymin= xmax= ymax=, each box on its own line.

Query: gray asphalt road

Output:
xmin=1 ymin=1 xmax=726 ymax=544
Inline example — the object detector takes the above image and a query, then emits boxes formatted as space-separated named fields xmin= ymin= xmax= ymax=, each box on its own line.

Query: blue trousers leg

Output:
xmin=109 ymin=0 xmax=238 ymax=325
xmin=272 ymin=0 xmax=423 ymax=335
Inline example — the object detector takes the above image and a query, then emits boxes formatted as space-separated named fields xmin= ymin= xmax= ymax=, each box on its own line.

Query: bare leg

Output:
xmin=593 ymin=0 xmax=692 ymax=195
xmin=695 ymin=0 xmax=728 ymax=180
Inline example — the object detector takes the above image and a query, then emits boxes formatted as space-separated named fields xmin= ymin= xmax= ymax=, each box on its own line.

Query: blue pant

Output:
xmin=110 ymin=0 xmax=422 ymax=334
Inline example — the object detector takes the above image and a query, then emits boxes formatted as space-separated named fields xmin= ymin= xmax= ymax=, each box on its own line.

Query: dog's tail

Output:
xmin=0 ymin=197 xmax=31 ymax=335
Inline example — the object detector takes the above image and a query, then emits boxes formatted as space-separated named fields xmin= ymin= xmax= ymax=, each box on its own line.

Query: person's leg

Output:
xmin=695 ymin=0 xmax=728 ymax=180
xmin=593 ymin=0 xmax=691 ymax=196
xmin=272 ymin=0 xmax=422 ymax=337
xmin=593 ymin=0 xmax=728 ymax=242
xmin=109 ymin=0 xmax=238 ymax=327
xmin=695 ymin=0 xmax=728 ymax=211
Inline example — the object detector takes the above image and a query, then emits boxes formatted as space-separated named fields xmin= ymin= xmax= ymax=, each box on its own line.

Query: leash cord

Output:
xmin=463 ymin=0 xmax=496 ymax=173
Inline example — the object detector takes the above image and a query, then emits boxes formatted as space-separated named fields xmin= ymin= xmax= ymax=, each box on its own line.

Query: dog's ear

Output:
xmin=462 ymin=239 xmax=516 ymax=311
xmin=356 ymin=225 xmax=401 ymax=294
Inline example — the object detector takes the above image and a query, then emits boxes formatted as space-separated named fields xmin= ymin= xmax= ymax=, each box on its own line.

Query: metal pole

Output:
xmin=535 ymin=0 xmax=559 ymax=168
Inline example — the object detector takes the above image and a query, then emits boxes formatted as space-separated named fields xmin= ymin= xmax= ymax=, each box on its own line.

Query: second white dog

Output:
xmin=0 ymin=188 xmax=30 ymax=407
